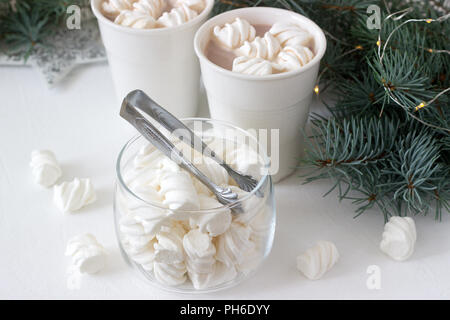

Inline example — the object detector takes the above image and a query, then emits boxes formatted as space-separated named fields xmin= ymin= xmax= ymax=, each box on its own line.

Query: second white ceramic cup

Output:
xmin=194 ymin=7 xmax=326 ymax=182
xmin=91 ymin=0 xmax=214 ymax=117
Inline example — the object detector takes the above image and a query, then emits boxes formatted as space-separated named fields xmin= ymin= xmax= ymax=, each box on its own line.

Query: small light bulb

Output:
xmin=415 ymin=102 xmax=426 ymax=111
xmin=426 ymin=19 xmax=433 ymax=23
xmin=355 ymin=45 xmax=363 ymax=50
xmin=314 ymin=85 xmax=319 ymax=95
xmin=376 ymin=40 xmax=381 ymax=47
xmin=427 ymin=48 xmax=433 ymax=53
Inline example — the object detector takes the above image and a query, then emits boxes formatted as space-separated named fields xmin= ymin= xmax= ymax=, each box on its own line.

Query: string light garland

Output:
xmin=311 ymin=6 xmax=449 ymax=131
xmin=376 ymin=10 xmax=450 ymax=132
xmin=314 ymin=85 xmax=320 ymax=95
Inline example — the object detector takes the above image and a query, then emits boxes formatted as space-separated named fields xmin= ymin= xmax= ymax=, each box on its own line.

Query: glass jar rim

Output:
xmin=116 ymin=117 xmax=271 ymax=214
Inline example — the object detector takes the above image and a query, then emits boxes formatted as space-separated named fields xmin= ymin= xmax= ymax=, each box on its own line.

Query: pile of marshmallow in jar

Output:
xmin=115 ymin=128 xmax=274 ymax=290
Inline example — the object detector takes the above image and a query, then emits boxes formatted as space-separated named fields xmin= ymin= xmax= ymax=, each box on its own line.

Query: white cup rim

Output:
xmin=194 ymin=7 xmax=327 ymax=81
xmin=91 ymin=0 xmax=214 ymax=34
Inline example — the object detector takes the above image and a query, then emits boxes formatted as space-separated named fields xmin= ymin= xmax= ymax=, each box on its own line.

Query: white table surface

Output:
xmin=1 ymin=63 xmax=449 ymax=300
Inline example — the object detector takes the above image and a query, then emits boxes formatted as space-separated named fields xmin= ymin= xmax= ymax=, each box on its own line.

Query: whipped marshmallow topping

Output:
xmin=213 ymin=18 xmax=256 ymax=49
xmin=296 ymin=241 xmax=339 ymax=280
xmin=269 ymin=22 xmax=313 ymax=47
xmin=232 ymin=56 xmax=281 ymax=76
xmin=114 ymin=10 xmax=157 ymax=28
xmin=209 ymin=19 xmax=315 ymax=75
xmin=53 ymin=178 xmax=96 ymax=213
xmin=236 ymin=33 xmax=281 ymax=61
xmin=102 ymin=0 xmax=137 ymax=19
xmin=117 ymin=135 xmax=270 ymax=289
xmin=30 ymin=150 xmax=62 ymax=187
xmin=157 ymin=4 xmax=198 ymax=28
xmin=173 ymin=0 xmax=205 ymax=13
xmin=380 ymin=216 xmax=416 ymax=261
xmin=102 ymin=0 xmax=205 ymax=29
xmin=276 ymin=45 xmax=314 ymax=71
xmin=65 ymin=234 xmax=106 ymax=274
xmin=133 ymin=0 xmax=166 ymax=18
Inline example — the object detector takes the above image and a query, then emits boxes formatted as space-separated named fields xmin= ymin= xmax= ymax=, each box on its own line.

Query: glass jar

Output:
xmin=114 ymin=118 xmax=275 ymax=293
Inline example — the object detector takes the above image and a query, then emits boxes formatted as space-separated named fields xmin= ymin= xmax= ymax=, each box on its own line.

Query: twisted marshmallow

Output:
xmin=53 ymin=178 xmax=96 ymax=213
xmin=133 ymin=0 xmax=166 ymax=19
xmin=183 ymin=229 xmax=216 ymax=289
xmin=30 ymin=150 xmax=62 ymax=187
xmin=213 ymin=18 xmax=256 ymax=49
xmin=153 ymin=223 xmax=187 ymax=286
xmin=65 ymin=234 xmax=106 ymax=274
xmin=236 ymin=32 xmax=281 ymax=61
xmin=173 ymin=0 xmax=205 ymax=13
xmin=380 ymin=216 xmax=416 ymax=261
xmin=216 ymin=222 xmax=258 ymax=271
xmin=232 ymin=56 xmax=282 ymax=76
xmin=114 ymin=10 xmax=156 ymax=28
xmin=102 ymin=0 xmax=137 ymax=19
xmin=296 ymin=241 xmax=339 ymax=280
xmin=189 ymin=195 xmax=232 ymax=236
xmin=276 ymin=44 xmax=314 ymax=71
xmin=269 ymin=22 xmax=313 ymax=47
xmin=157 ymin=4 xmax=198 ymax=28
xmin=159 ymin=170 xmax=200 ymax=211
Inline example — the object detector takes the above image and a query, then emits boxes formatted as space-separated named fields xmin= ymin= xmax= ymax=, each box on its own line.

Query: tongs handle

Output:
xmin=120 ymin=93 xmax=241 ymax=212
xmin=123 ymin=90 xmax=225 ymax=165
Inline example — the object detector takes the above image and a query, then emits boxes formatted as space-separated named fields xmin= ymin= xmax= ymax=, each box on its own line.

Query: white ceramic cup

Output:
xmin=91 ymin=0 xmax=214 ymax=117
xmin=194 ymin=7 xmax=326 ymax=182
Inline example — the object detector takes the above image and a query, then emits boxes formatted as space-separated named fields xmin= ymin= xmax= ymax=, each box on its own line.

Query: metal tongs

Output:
xmin=120 ymin=90 xmax=262 ymax=213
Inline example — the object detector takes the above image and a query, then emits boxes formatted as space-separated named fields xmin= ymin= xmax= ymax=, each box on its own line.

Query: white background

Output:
xmin=1 ymin=63 xmax=449 ymax=299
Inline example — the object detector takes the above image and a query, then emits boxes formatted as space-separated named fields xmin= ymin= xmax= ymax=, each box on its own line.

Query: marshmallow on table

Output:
xmin=380 ymin=216 xmax=416 ymax=261
xmin=297 ymin=241 xmax=339 ymax=280
xmin=53 ymin=178 xmax=96 ymax=213
xmin=30 ymin=150 xmax=62 ymax=187
xmin=65 ymin=234 xmax=106 ymax=274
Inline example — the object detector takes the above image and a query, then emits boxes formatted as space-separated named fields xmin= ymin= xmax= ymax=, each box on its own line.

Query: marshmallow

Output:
xmin=297 ymin=241 xmax=339 ymax=280
xmin=53 ymin=178 xmax=96 ymax=213
xmin=157 ymin=4 xmax=198 ymax=28
xmin=236 ymin=32 xmax=281 ymax=61
xmin=213 ymin=18 xmax=256 ymax=49
xmin=269 ymin=22 xmax=313 ymax=47
xmin=30 ymin=150 xmax=62 ymax=187
xmin=189 ymin=195 xmax=232 ymax=236
xmin=65 ymin=234 xmax=106 ymax=274
xmin=380 ymin=216 xmax=416 ymax=261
